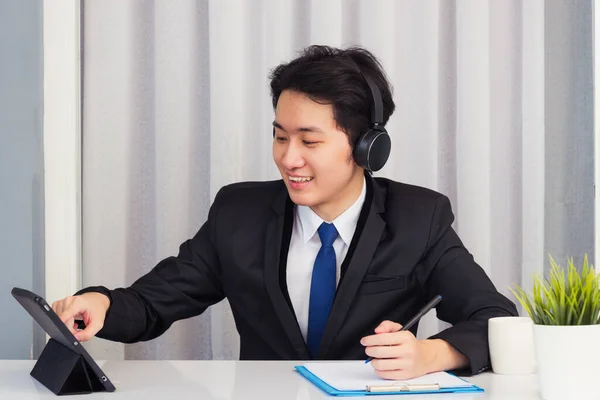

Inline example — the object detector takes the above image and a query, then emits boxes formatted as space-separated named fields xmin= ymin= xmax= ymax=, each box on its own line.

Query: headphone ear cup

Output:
xmin=353 ymin=128 xmax=391 ymax=171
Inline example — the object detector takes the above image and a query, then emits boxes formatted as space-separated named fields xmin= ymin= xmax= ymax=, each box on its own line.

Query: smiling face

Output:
xmin=272 ymin=90 xmax=365 ymax=222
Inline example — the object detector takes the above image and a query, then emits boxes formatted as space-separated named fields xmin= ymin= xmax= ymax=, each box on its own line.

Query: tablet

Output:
xmin=11 ymin=287 xmax=116 ymax=392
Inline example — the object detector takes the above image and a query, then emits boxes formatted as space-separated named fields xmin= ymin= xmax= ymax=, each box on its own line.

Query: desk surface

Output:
xmin=0 ymin=360 xmax=540 ymax=399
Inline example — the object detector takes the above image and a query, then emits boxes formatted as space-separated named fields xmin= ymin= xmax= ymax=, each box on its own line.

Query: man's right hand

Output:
xmin=52 ymin=292 xmax=110 ymax=342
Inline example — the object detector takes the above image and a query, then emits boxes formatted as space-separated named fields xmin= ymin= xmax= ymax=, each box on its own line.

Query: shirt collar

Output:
xmin=296 ymin=177 xmax=367 ymax=246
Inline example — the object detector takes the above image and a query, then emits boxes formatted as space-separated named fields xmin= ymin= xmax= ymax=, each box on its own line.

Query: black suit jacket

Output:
xmin=81 ymin=174 xmax=517 ymax=374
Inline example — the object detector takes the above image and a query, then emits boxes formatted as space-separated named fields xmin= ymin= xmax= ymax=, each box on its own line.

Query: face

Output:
xmin=272 ymin=90 xmax=365 ymax=221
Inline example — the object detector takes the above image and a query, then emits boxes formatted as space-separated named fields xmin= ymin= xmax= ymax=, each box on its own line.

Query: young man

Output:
xmin=52 ymin=45 xmax=517 ymax=380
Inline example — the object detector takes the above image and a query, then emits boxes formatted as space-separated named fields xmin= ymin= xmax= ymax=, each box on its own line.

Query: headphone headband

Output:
xmin=361 ymin=74 xmax=384 ymax=126
xmin=346 ymin=56 xmax=384 ymax=127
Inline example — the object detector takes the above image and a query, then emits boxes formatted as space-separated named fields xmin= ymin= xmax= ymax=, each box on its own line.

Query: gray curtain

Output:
xmin=80 ymin=0 xmax=595 ymax=361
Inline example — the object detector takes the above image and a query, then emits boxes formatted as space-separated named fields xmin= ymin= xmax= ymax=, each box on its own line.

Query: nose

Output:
xmin=279 ymin=141 xmax=305 ymax=170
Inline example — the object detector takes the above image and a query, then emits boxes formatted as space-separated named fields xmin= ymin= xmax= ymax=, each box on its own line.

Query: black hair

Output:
xmin=269 ymin=45 xmax=395 ymax=148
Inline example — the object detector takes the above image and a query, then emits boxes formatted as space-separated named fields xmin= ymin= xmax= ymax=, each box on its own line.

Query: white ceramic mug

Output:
xmin=488 ymin=316 xmax=536 ymax=375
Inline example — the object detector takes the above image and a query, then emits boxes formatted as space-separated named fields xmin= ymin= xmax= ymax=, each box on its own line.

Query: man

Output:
xmin=52 ymin=45 xmax=518 ymax=380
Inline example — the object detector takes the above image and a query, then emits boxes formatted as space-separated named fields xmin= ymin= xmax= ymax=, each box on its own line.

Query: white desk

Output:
xmin=0 ymin=360 xmax=541 ymax=399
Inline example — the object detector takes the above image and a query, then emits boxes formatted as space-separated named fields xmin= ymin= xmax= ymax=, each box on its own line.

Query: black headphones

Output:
xmin=351 ymin=68 xmax=391 ymax=172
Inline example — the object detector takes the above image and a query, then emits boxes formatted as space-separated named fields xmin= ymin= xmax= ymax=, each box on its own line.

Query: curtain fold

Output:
xmin=81 ymin=0 xmax=593 ymax=360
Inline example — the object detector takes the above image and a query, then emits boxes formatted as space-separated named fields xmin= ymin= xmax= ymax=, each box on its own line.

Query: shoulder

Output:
xmin=374 ymin=177 xmax=449 ymax=206
xmin=373 ymin=177 xmax=454 ymax=224
xmin=213 ymin=179 xmax=286 ymax=210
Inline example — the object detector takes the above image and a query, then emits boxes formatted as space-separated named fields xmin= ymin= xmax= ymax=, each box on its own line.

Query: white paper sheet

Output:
xmin=303 ymin=361 xmax=473 ymax=391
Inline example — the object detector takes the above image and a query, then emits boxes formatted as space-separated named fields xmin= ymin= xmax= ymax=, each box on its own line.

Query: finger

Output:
xmin=361 ymin=331 xmax=413 ymax=347
xmin=52 ymin=300 xmax=66 ymax=317
xmin=374 ymin=320 xmax=403 ymax=334
xmin=75 ymin=328 xmax=96 ymax=342
xmin=64 ymin=318 xmax=77 ymax=335
xmin=52 ymin=299 xmax=76 ymax=335
xmin=365 ymin=343 xmax=416 ymax=360
xmin=53 ymin=297 xmax=75 ymax=322
xmin=57 ymin=299 xmax=85 ymax=325
xmin=370 ymin=357 xmax=413 ymax=372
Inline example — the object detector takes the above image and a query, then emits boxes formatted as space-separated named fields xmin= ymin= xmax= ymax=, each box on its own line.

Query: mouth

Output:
xmin=287 ymin=175 xmax=314 ymax=189
xmin=288 ymin=176 xmax=314 ymax=183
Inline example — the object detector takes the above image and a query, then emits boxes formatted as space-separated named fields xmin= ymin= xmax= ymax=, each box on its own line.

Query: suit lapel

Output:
xmin=263 ymin=186 xmax=310 ymax=359
xmin=317 ymin=175 xmax=386 ymax=358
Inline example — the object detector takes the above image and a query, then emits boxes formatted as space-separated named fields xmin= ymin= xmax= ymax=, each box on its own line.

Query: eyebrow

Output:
xmin=272 ymin=121 xmax=324 ymax=134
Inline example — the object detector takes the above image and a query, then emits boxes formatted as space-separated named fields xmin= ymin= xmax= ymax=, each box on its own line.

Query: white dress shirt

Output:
xmin=286 ymin=178 xmax=367 ymax=341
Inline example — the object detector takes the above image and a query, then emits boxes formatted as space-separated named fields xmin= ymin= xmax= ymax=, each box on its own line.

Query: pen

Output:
xmin=365 ymin=294 xmax=442 ymax=363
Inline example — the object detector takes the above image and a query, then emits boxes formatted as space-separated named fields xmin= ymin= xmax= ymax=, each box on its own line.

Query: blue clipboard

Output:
xmin=295 ymin=366 xmax=484 ymax=396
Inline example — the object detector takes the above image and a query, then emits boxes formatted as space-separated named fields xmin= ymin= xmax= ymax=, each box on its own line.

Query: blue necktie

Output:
xmin=307 ymin=222 xmax=338 ymax=357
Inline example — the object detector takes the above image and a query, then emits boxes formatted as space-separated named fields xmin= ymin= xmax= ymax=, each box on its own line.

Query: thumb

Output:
xmin=74 ymin=321 xmax=102 ymax=342
xmin=60 ymin=301 xmax=101 ymax=342
xmin=58 ymin=302 xmax=82 ymax=326
xmin=374 ymin=320 xmax=403 ymax=334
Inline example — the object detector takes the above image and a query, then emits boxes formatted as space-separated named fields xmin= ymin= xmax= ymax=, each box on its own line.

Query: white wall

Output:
xmin=42 ymin=0 xmax=82 ymax=311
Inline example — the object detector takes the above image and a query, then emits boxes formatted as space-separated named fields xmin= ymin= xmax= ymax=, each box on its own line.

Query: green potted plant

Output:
xmin=511 ymin=255 xmax=600 ymax=400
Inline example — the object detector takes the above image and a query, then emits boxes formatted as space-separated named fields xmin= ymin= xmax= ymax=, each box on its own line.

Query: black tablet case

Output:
xmin=31 ymin=338 xmax=108 ymax=395
xmin=11 ymin=287 xmax=115 ymax=396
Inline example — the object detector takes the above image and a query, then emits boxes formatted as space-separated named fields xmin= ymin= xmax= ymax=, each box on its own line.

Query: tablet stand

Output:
xmin=30 ymin=338 xmax=106 ymax=395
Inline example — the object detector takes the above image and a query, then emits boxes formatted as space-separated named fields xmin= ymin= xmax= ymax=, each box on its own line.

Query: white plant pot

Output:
xmin=533 ymin=324 xmax=600 ymax=400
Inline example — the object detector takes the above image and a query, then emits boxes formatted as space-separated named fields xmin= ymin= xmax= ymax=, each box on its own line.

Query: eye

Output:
xmin=303 ymin=140 xmax=318 ymax=146
xmin=275 ymin=136 xmax=287 ymax=143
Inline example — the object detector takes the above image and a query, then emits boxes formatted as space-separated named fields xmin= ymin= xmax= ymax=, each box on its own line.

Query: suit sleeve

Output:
xmin=76 ymin=189 xmax=227 ymax=343
xmin=418 ymin=195 xmax=518 ymax=375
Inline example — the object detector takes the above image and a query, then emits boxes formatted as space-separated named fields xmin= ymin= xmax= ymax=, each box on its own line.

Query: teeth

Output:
xmin=289 ymin=176 xmax=313 ymax=183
